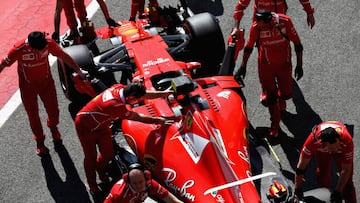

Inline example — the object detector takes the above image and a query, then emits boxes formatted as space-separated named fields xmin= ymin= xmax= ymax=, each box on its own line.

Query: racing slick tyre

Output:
xmin=58 ymin=45 xmax=94 ymax=103
xmin=183 ymin=12 xmax=225 ymax=78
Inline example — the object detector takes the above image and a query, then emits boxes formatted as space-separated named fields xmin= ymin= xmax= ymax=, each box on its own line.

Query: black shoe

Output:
xmin=106 ymin=18 xmax=120 ymax=27
xmin=53 ymin=139 xmax=63 ymax=152
xmin=36 ymin=146 xmax=49 ymax=157
xmin=90 ymin=190 xmax=105 ymax=203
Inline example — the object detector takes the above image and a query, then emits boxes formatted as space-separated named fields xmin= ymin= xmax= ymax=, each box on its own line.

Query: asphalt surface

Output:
xmin=0 ymin=0 xmax=359 ymax=202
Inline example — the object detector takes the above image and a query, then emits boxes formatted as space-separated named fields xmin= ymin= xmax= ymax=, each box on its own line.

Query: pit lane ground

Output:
xmin=0 ymin=0 xmax=359 ymax=202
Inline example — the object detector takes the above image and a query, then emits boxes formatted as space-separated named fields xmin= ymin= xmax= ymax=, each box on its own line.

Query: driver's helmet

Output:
xmin=266 ymin=180 xmax=288 ymax=203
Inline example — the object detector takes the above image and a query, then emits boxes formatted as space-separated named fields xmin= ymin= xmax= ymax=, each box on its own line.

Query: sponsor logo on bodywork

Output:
xmin=142 ymin=58 xmax=170 ymax=68
xmin=144 ymin=154 xmax=157 ymax=171
xmin=178 ymin=132 xmax=209 ymax=164
xmin=238 ymin=145 xmax=250 ymax=164
xmin=162 ymin=168 xmax=196 ymax=201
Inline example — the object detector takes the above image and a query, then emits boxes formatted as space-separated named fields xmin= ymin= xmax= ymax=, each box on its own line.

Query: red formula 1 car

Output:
xmin=57 ymin=3 xmax=270 ymax=202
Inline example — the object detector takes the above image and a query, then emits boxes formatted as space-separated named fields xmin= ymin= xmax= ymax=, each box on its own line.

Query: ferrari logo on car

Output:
xmin=185 ymin=112 xmax=193 ymax=130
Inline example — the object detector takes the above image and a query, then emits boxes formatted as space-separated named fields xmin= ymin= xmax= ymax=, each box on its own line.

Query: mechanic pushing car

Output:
xmin=104 ymin=163 xmax=183 ymax=203
xmin=52 ymin=0 xmax=119 ymax=44
xmin=74 ymin=82 xmax=173 ymax=200
xmin=231 ymin=0 xmax=315 ymax=37
xmin=234 ymin=10 xmax=303 ymax=137
xmin=294 ymin=121 xmax=356 ymax=203
xmin=129 ymin=0 xmax=159 ymax=22
xmin=0 ymin=31 xmax=85 ymax=156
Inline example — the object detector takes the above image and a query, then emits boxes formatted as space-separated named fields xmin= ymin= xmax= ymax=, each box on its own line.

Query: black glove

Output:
xmin=51 ymin=32 xmax=60 ymax=43
xmin=106 ymin=18 xmax=120 ymax=27
xmin=294 ymin=188 xmax=304 ymax=201
xmin=234 ymin=66 xmax=246 ymax=81
xmin=330 ymin=191 xmax=342 ymax=203
xmin=295 ymin=65 xmax=303 ymax=81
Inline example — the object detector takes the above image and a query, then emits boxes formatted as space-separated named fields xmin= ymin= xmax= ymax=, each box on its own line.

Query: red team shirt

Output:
xmin=1 ymin=36 xmax=65 ymax=83
xmin=245 ymin=13 xmax=301 ymax=64
xmin=104 ymin=178 xmax=169 ymax=203
xmin=75 ymin=84 xmax=132 ymax=132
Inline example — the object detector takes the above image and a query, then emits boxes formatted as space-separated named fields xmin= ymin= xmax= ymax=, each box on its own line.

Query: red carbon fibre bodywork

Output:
xmin=95 ymin=20 xmax=261 ymax=202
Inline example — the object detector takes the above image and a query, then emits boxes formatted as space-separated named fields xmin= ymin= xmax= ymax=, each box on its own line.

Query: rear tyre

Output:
xmin=183 ymin=12 xmax=225 ymax=78
xmin=57 ymin=45 xmax=94 ymax=110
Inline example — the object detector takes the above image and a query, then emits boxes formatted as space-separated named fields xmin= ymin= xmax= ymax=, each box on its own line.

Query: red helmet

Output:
xmin=267 ymin=180 xmax=288 ymax=203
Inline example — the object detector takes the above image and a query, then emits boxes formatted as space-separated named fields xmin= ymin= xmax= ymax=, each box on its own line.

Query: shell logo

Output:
xmin=124 ymin=29 xmax=138 ymax=35
xmin=243 ymin=127 xmax=248 ymax=141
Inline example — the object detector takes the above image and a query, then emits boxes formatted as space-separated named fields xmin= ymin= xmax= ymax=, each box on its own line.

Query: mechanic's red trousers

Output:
xmin=19 ymin=75 xmax=59 ymax=146
xmin=74 ymin=0 xmax=88 ymax=23
xmin=76 ymin=125 xmax=114 ymax=192
xmin=60 ymin=0 xmax=79 ymax=31
xmin=314 ymin=152 xmax=356 ymax=203
xmin=130 ymin=0 xmax=158 ymax=19
xmin=258 ymin=60 xmax=292 ymax=127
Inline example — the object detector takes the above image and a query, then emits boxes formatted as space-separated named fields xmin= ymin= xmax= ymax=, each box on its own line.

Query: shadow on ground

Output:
xmin=41 ymin=144 xmax=91 ymax=203
xmin=248 ymin=79 xmax=352 ymax=194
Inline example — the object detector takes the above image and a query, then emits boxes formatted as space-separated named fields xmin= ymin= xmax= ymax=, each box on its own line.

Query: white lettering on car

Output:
xmin=216 ymin=194 xmax=225 ymax=203
xmin=162 ymin=168 xmax=196 ymax=201
xmin=142 ymin=58 xmax=170 ymax=68
xmin=238 ymin=145 xmax=250 ymax=164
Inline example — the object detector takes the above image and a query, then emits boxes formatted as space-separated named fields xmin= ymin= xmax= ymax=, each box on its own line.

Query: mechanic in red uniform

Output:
xmin=74 ymin=83 xmax=173 ymax=197
xmin=231 ymin=0 xmax=315 ymax=35
xmin=53 ymin=0 xmax=80 ymax=43
xmin=235 ymin=10 xmax=303 ymax=137
xmin=129 ymin=0 xmax=159 ymax=21
xmin=294 ymin=121 xmax=356 ymax=203
xmin=52 ymin=0 xmax=119 ymax=43
xmin=104 ymin=163 xmax=183 ymax=203
xmin=74 ymin=0 xmax=119 ymax=26
xmin=0 ymin=31 xmax=85 ymax=156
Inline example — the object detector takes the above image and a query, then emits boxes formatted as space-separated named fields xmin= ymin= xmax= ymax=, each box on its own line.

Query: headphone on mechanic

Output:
xmin=123 ymin=163 xmax=152 ymax=184
xmin=254 ymin=9 xmax=273 ymax=24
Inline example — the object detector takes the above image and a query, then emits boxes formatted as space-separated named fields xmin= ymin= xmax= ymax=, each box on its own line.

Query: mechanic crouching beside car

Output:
xmin=104 ymin=163 xmax=183 ymax=203
xmin=294 ymin=121 xmax=356 ymax=203
xmin=0 ymin=31 xmax=85 ymax=156
xmin=74 ymin=82 xmax=173 ymax=201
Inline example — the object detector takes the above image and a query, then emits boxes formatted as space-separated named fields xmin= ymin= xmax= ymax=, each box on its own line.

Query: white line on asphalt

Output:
xmin=0 ymin=0 xmax=99 ymax=128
